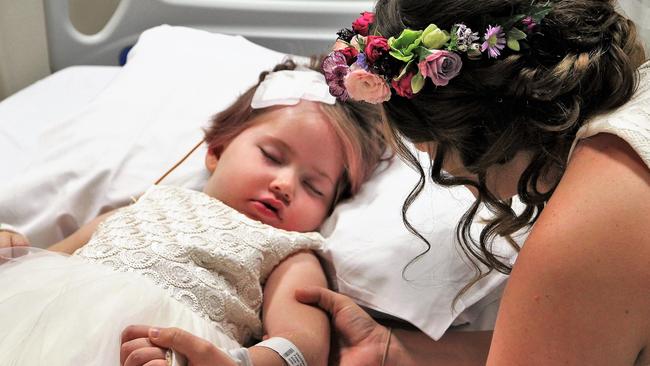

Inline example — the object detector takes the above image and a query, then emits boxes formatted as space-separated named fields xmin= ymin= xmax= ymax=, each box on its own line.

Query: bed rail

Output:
xmin=43 ymin=0 xmax=372 ymax=71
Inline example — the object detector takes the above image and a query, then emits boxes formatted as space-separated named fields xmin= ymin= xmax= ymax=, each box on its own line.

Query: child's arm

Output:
xmin=47 ymin=211 xmax=114 ymax=254
xmin=250 ymin=250 xmax=330 ymax=366
xmin=120 ymin=252 xmax=330 ymax=366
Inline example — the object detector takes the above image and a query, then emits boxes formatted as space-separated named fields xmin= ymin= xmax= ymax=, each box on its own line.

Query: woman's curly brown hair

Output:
xmin=374 ymin=0 xmax=647 ymax=298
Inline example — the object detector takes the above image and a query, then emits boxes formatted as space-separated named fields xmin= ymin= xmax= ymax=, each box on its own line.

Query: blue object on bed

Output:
xmin=119 ymin=45 xmax=133 ymax=66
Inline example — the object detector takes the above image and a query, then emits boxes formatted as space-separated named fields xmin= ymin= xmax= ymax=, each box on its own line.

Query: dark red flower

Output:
xmin=391 ymin=72 xmax=416 ymax=99
xmin=352 ymin=12 xmax=374 ymax=36
xmin=364 ymin=36 xmax=390 ymax=64
xmin=339 ymin=47 xmax=359 ymax=65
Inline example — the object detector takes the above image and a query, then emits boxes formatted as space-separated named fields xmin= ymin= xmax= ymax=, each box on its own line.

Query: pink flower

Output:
xmin=344 ymin=69 xmax=391 ymax=104
xmin=350 ymin=35 xmax=365 ymax=50
xmin=391 ymin=72 xmax=415 ymax=99
xmin=332 ymin=39 xmax=349 ymax=51
xmin=352 ymin=12 xmax=375 ymax=36
xmin=364 ymin=36 xmax=390 ymax=64
xmin=522 ymin=16 xmax=537 ymax=32
xmin=418 ymin=50 xmax=462 ymax=86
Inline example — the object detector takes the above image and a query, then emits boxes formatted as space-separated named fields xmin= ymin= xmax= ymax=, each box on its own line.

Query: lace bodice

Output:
xmin=569 ymin=61 xmax=650 ymax=168
xmin=74 ymin=185 xmax=323 ymax=344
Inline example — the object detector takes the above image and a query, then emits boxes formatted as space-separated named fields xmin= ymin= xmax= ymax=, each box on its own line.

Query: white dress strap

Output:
xmin=568 ymin=61 xmax=650 ymax=169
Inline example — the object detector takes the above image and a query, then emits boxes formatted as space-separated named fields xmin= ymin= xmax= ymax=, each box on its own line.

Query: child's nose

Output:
xmin=270 ymin=173 xmax=294 ymax=205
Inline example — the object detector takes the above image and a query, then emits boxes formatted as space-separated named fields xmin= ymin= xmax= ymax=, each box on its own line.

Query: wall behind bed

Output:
xmin=0 ymin=0 xmax=372 ymax=101
xmin=0 ymin=0 xmax=50 ymax=101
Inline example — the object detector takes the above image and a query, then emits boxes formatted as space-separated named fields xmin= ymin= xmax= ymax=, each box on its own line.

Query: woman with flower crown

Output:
xmin=116 ymin=0 xmax=649 ymax=365
xmin=300 ymin=0 xmax=650 ymax=364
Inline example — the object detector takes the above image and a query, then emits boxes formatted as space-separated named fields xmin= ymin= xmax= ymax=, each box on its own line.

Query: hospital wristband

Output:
xmin=255 ymin=337 xmax=307 ymax=366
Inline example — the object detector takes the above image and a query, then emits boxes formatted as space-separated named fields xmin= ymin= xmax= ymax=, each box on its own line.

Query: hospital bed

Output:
xmin=2 ymin=0 xmax=538 ymax=343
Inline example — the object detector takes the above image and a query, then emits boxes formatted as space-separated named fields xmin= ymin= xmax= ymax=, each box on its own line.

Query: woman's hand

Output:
xmin=295 ymin=286 xmax=389 ymax=366
xmin=121 ymin=325 xmax=237 ymax=366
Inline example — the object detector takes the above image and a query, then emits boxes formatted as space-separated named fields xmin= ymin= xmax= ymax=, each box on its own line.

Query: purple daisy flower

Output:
xmin=481 ymin=25 xmax=506 ymax=59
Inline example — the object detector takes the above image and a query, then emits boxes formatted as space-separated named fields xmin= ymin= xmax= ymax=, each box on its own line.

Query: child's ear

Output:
xmin=205 ymin=148 xmax=220 ymax=173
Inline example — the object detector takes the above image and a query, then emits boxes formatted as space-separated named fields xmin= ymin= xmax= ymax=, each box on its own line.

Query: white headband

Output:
xmin=250 ymin=69 xmax=337 ymax=109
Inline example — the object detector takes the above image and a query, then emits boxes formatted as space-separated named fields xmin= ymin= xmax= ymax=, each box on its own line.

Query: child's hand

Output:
xmin=0 ymin=230 xmax=30 ymax=249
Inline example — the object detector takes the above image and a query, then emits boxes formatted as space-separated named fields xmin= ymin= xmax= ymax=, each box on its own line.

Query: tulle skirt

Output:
xmin=0 ymin=248 xmax=240 ymax=365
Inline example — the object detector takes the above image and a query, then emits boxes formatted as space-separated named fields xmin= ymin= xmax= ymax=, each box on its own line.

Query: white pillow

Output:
xmin=321 ymin=152 xmax=520 ymax=340
xmin=0 ymin=25 xmax=520 ymax=340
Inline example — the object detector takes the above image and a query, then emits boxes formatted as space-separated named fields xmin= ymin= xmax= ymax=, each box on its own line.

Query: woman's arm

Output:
xmin=251 ymin=250 xmax=330 ymax=366
xmin=387 ymin=328 xmax=492 ymax=365
xmin=296 ymin=287 xmax=492 ymax=366
xmin=47 ymin=210 xmax=114 ymax=254
xmin=488 ymin=133 xmax=650 ymax=365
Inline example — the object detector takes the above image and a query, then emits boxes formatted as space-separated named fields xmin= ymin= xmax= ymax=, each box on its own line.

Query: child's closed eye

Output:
xmin=303 ymin=180 xmax=324 ymax=197
xmin=260 ymin=147 xmax=282 ymax=164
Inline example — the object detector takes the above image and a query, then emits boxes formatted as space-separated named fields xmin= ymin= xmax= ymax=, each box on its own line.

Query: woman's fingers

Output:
xmin=11 ymin=233 xmax=29 ymax=246
xmin=147 ymin=327 xmax=235 ymax=366
xmin=295 ymin=286 xmax=355 ymax=316
xmin=0 ymin=232 xmax=12 ymax=248
xmin=122 ymin=345 xmax=168 ymax=366
xmin=121 ymin=336 xmax=156 ymax=365
xmin=142 ymin=361 xmax=168 ymax=366
xmin=120 ymin=325 xmax=167 ymax=366
xmin=0 ymin=231 xmax=30 ymax=248
xmin=0 ymin=232 xmax=30 ymax=261
xmin=296 ymin=286 xmax=385 ymax=345
xmin=122 ymin=325 xmax=153 ymax=343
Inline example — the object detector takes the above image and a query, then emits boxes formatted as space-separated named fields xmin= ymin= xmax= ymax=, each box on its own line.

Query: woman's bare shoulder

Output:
xmin=488 ymin=133 xmax=650 ymax=365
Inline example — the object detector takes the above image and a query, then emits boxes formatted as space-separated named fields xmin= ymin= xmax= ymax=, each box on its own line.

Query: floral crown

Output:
xmin=323 ymin=2 xmax=553 ymax=104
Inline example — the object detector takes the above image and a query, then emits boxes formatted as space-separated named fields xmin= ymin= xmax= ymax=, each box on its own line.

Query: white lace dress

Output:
xmin=0 ymin=185 xmax=322 ymax=365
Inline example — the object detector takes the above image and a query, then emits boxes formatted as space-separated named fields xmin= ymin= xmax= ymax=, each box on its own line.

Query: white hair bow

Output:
xmin=251 ymin=69 xmax=336 ymax=109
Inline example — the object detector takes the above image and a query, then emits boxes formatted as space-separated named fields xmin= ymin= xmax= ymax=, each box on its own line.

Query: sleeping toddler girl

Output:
xmin=0 ymin=59 xmax=386 ymax=366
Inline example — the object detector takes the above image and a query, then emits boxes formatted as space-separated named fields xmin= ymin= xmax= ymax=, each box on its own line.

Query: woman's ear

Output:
xmin=205 ymin=148 xmax=219 ymax=173
xmin=414 ymin=142 xmax=432 ymax=154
